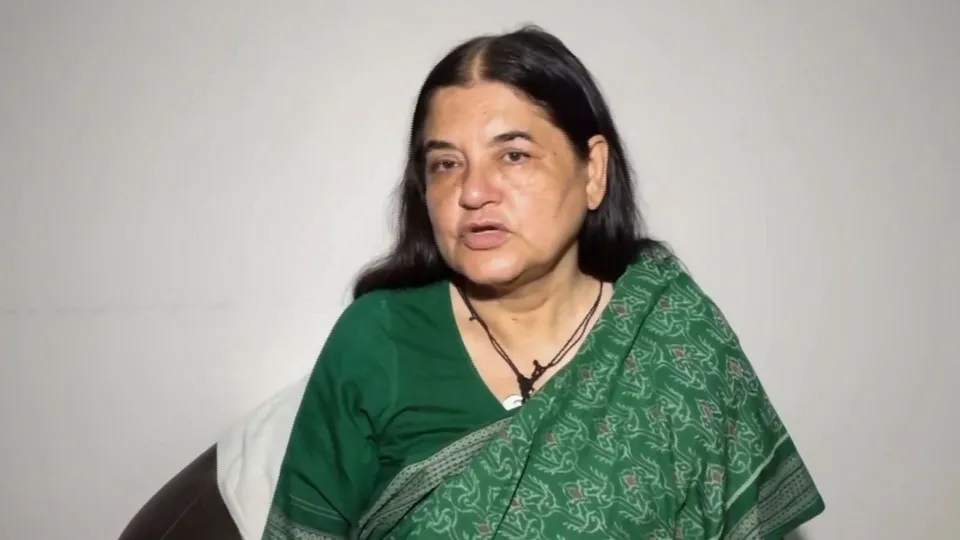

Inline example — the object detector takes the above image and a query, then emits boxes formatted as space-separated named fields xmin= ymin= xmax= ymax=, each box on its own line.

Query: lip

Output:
xmin=459 ymin=219 xmax=510 ymax=250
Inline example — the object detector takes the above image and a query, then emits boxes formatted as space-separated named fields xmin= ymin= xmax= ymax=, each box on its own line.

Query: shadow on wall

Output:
xmin=787 ymin=531 xmax=809 ymax=540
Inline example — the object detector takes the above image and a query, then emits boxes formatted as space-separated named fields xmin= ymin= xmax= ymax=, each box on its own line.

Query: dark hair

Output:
xmin=353 ymin=25 xmax=659 ymax=299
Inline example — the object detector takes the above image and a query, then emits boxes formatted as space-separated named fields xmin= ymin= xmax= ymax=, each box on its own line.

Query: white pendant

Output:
xmin=502 ymin=394 xmax=523 ymax=411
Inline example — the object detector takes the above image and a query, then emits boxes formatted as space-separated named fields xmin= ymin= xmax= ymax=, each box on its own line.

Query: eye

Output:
xmin=427 ymin=158 xmax=459 ymax=174
xmin=502 ymin=151 xmax=530 ymax=164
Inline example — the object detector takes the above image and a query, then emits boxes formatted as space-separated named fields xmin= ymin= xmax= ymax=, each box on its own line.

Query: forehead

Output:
xmin=424 ymin=82 xmax=553 ymax=140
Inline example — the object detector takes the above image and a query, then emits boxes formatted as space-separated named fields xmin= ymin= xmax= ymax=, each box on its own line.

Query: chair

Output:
xmin=117 ymin=445 xmax=242 ymax=540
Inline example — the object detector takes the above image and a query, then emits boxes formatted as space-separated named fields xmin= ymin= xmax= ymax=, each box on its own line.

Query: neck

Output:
xmin=459 ymin=257 xmax=599 ymax=348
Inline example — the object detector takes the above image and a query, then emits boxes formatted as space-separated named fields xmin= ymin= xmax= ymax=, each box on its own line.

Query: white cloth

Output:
xmin=215 ymin=376 xmax=309 ymax=540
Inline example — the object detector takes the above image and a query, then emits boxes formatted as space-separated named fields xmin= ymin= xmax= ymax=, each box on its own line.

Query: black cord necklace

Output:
xmin=456 ymin=281 xmax=604 ymax=403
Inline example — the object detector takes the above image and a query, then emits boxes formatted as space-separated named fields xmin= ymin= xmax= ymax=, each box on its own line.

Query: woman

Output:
xmin=266 ymin=26 xmax=825 ymax=539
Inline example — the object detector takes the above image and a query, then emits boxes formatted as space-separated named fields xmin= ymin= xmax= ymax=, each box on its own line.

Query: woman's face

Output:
xmin=423 ymin=81 xmax=608 ymax=289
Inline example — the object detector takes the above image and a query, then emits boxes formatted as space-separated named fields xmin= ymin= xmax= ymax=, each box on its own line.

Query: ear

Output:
xmin=584 ymin=135 xmax=609 ymax=210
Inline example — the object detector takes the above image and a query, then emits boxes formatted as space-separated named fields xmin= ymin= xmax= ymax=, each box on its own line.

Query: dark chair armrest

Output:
xmin=118 ymin=445 xmax=242 ymax=540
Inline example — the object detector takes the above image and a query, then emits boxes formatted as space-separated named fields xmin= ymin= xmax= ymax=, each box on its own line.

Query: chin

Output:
xmin=455 ymin=253 xmax=525 ymax=289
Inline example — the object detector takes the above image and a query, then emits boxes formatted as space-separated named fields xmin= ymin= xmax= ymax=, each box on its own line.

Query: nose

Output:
xmin=458 ymin=162 xmax=501 ymax=210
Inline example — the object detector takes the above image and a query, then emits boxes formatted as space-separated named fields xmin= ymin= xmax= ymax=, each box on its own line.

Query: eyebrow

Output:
xmin=423 ymin=130 xmax=535 ymax=153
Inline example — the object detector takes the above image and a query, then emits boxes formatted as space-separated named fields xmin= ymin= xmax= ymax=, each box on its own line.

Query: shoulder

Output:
xmin=313 ymin=284 xmax=448 ymax=410
xmin=624 ymin=247 xmax=738 ymax=354
xmin=311 ymin=289 xmax=397 ymax=383
xmin=327 ymin=281 xmax=448 ymax=350
xmin=638 ymin=262 xmax=788 ymax=442
xmin=619 ymin=250 xmax=730 ymax=347
xmin=631 ymin=253 xmax=773 ymax=404
xmin=331 ymin=289 xmax=392 ymax=337
xmin=650 ymin=269 xmax=739 ymax=348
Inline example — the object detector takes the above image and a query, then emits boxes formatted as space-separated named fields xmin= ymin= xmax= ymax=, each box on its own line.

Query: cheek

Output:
xmin=425 ymin=186 xmax=459 ymax=239
xmin=509 ymin=181 xmax=587 ymax=248
xmin=508 ymin=200 xmax=562 ymax=250
xmin=511 ymin=171 xmax=585 ymax=223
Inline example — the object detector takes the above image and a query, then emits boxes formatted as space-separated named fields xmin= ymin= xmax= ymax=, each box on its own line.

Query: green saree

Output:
xmin=264 ymin=248 xmax=824 ymax=539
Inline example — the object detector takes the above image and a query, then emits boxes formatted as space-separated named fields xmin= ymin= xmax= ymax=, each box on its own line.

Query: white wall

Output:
xmin=1 ymin=2 xmax=957 ymax=538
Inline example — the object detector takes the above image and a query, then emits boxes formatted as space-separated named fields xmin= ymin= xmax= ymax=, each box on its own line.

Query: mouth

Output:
xmin=459 ymin=221 xmax=510 ymax=250
xmin=466 ymin=223 xmax=505 ymax=234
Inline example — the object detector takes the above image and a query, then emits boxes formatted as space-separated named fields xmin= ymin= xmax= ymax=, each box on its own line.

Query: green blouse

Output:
xmin=275 ymin=280 xmax=513 ymax=536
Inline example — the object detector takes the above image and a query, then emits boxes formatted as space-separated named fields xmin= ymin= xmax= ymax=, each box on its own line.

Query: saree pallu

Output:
xmin=266 ymin=249 xmax=825 ymax=539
